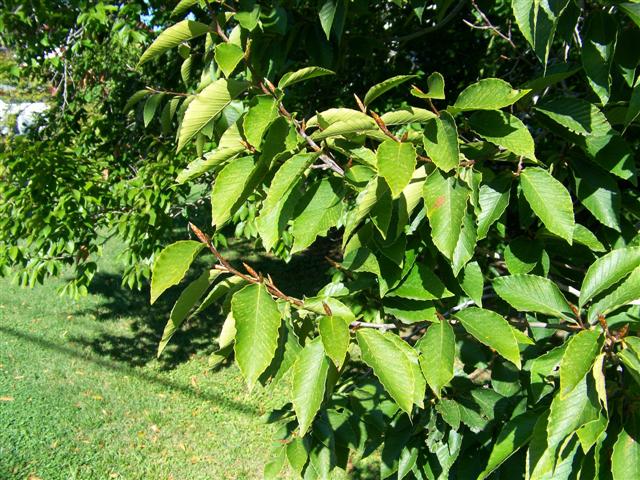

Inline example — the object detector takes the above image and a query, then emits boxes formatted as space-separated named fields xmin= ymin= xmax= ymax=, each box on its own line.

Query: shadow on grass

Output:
xmin=0 ymin=325 xmax=259 ymax=416
xmin=72 ymin=237 xmax=337 ymax=370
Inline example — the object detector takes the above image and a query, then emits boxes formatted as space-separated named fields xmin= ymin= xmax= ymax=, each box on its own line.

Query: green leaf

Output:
xmin=292 ymin=338 xmax=333 ymax=436
xmin=356 ymin=329 xmax=425 ymax=414
xmin=416 ymin=320 xmax=455 ymax=397
xmin=460 ymin=261 xmax=484 ymax=306
xmin=242 ymin=95 xmax=279 ymax=150
xmin=559 ymin=329 xmax=603 ymax=399
xmin=584 ymin=132 xmax=637 ymax=184
xmin=177 ymin=79 xmax=248 ymax=151
xmin=286 ymin=437 xmax=309 ymax=476
xmin=291 ymin=179 xmax=342 ymax=253
xmin=580 ymin=247 xmax=640 ymax=307
xmin=451 ymin=213 xmax=477 ymax=276
xmin=436 ymin=398 xmax=461 ymax=429
xmin=217 ymin=311 xmax=236 ymax=349
xmin=342 ymin=177 xmax=384 ymax=243
xmin=469 ymin=110 xmax=536 ymax=160
xmin=311 ymin=117 xmax=378 ymax=140
xmin=620 ymin=3 xmax=640 ymax=28
xmin=232 ymin=284 xmax=282 ymax=389
xmin=423 ymin=170 xmax=470 ymax=260
xmin=138 ymin=20 xmax=210 ymax=65
xmin=379 ymin=107 xmax=437 ymax=125
xmin=143 ymin=93 xmax=164 ymax=127
xmin=234 ymin=4 xmax=260 ymax=31
xmin=278 ymin=66 xmax=335 ymax=89
xmin=376 ymin=140 xmax=417 ymax=198
xmin=581 ymin=11 xmax=617 ymax=105
xmin=477 ymin=411 xmax=540 ymax=479
xmin=493 ymin=274 xmax=572 ymax=318
xmin=214 ymin=42 xmax=244 ymax=78
xmin=504 ymin=237 xmax=543 ymax=275
xmin=306 ymin=108 xmax=369 ymax=128
xmin=588 ymin=267 xmax=640 ymax=322
xmin=318 ymin=0 xmax=338 ymax=39
xmin=529 ymin=343 xmax=567 ymax=403
xmin=192 ymin=276 xmax=245 ymax=316
xmin=256 ymin=153 xmax=315 ymax=251
xmin=455 ymin=307 xmax=521 ymax=368
xmin=533 ymin=376 xmax=600 ymax=478
xmin=573 ymin=161 xmax=621 ymax=231
xmin=512 ymin=0 xmax=570 ymax=66
xmin=453 ymin=78 xmax=529 ymax=111
xmin=572 ymin=224 xmax=606 ymax=252
xmin=576 ymin=414 xmax=608 ymax=454
xmin=363 ymin=75 xmax=417 ymax=106
xmin=619 ymin=338 xmax=640 ymax=386
xmin=124 ymin=89 xmax=151 ymax=112
xmin=211 ymin=156 xmax=256 ymax=227
xmin=382 ymin=298 xmax=437 ymax=324
xmin=535 ymin=97 xmax=611 ymax=137
xmin=520 ymin=167 xmax=575 ymax=243
xmin=158 ymin=270 xmax=214 ymax=357
xmin=387 ymin=263 xmax=453 ymax=300
xmin=319 ymin=315 xmax=350 ymax=369
xmin=172 ymin=0 xmax=198 ymax=17
xmin=612 ymin=423 xmax=640 ymax=480
xmin=411 ymin=72 xmax=445 ymax=100
xmin=176 ymin=145 xmax=246 ymax=184
xmin=625 ymin=76 xmax=640 ymax=129
xmin=150 ymin=240 xmax=204 ymax=304
xmin=422 ymin=111 xmax=459 ymax=172
xmin=477 ymin=173 xmax=512 ymax=240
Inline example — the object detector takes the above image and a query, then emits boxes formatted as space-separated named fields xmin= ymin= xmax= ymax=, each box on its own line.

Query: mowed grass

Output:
xmin=0 ymin=242 xmax=316 ymax=479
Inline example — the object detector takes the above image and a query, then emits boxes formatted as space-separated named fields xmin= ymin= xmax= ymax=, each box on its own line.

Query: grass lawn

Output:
xmin=0 ymin=242 xmax=308 ymax=479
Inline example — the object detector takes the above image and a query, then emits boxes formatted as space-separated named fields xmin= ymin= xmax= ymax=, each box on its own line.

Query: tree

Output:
xmin=5 ymin=0 xmax=640 ymax=477
xmin=0 ymin=1 xmax=204 ymax=295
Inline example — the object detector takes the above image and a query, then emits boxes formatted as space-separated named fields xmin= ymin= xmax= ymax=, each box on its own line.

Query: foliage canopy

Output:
xmin=4 ymin=0 xmax=640 ymax=478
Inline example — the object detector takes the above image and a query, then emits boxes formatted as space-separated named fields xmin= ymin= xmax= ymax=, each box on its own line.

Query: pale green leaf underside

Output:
xmin=363 ymin=74 xmax=417 ymax=106
xmin=176 ymin=145 xmax=246 ymax=184
xmin=278 ymin=66 xmax=335 ymax=89
xmin=177 ymin=79 xmax=248 ymax=151
xmin=139 ymin=20 xmax=210 ymax=66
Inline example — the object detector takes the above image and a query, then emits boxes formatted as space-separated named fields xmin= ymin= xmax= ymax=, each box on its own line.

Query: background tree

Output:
xmin=0 ymin=1 xmax=202 ymax=295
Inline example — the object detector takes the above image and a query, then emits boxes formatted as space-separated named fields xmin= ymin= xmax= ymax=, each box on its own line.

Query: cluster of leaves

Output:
xmin=0 ymin=1 xmax=205 ymax=294
xmin=3 ymin=0 xmax=639 ymax=477
xmin=144 ymin=0 xmax=640 ymax=478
